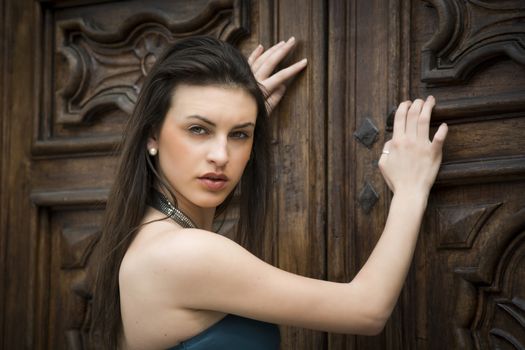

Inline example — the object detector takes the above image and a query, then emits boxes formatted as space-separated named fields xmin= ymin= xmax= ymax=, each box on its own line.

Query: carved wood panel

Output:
xmin=2 ymin=0 xmax=524 ymax=349
xmin=35 ymin=0 xmax=249 ymax=155
xmin=417 ymin=184 xmax=525 ymax=349
xmin=35 ymin=204 xmax=101 ymax=350
xmin=421 ymin=0 xmax=525 ymax=84
xmin=408 ymin=0 xmax=525 ymax=349
xmin=326 ymin=0 xmax=525 ymax=349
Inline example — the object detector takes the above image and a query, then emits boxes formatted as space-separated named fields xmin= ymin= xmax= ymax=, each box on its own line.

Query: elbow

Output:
xmin=344 ymin=281 xmax=391 ymax=335
xmin=359 ymin=314 xmax=387 ymax=336
xmin=363 ymin=318 xmax=387 ymax=336
xmin=354 ymin=306 xmax=389 ymax=336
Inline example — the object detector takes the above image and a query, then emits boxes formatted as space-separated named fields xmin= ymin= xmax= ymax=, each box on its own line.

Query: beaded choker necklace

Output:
xmin=149 ymin=189 xmax=197 ymax=229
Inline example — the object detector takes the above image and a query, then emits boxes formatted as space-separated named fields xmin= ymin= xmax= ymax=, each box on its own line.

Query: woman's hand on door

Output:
xmin=378 ymin=96 xmax=448 ymax=196
xmin=247 ymin=37 xmax=307 ymax=115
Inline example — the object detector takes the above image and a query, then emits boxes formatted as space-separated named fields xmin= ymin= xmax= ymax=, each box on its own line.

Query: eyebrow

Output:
xmin=186 ymin=115 xmax=255 ymax=129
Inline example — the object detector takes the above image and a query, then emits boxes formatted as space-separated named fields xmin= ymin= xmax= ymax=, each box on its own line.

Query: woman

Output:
xmin=91 ymin=35 xmax=447 ymax=350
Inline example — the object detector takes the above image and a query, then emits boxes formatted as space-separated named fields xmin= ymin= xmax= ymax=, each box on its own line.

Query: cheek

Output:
xmin=234 ymin=141 xmax=254 ymax=172
xmin=157 ymin=130 xmax=196 ymax=177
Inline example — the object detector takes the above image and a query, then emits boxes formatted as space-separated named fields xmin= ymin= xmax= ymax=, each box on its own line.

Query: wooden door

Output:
xmin=324 ymin=1 xmax=525 ymax=349
xmin=1 ymin=0 xmax=524 ymax=349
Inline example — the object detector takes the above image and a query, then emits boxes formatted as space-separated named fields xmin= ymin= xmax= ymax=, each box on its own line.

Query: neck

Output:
xmin=180 ymin=204 xmax=216 ymax=231
xmin=160 ymin=188 xmax=216 ymax=231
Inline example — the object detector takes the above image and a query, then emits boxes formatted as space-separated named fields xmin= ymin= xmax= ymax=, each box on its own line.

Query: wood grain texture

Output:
xmin=327 ymin=1 xmax=358 ymax=348
xmin=2 ymin=0 xmax=38 ymax=347
xmin=0 ymin=0 xmax=7 ymax=345
xmin=272 ymin=0 xmax=327 ymax=348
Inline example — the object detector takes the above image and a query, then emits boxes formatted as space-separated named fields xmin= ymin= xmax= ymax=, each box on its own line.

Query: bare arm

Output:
xmin=154 ymin=92 xmax=446 ymax=336
xmin=352 ymin=97 xmax=448 ymax=325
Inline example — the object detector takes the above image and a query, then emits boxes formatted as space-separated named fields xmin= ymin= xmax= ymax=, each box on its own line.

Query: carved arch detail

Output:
xmin=421 ymin=0 xmax=525 ymax=83
xmin=452 ymin=208 xmax=525 ymax=349
xmin=54 ymin=0 xmax=250 ymax=126
xmin=31 ymin=189 xmax=105 ymax=349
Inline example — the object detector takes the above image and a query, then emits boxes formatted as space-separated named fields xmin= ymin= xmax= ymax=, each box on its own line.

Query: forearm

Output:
xmin=351 ymin=190 xmax=428 ymax=321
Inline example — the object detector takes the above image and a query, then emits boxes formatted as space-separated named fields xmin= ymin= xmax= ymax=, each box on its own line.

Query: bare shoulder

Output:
xmin=136 ymin=225 xmax=253 ymax=288
xmin=119 ymin=216 xmax=239 ymax=291
xmin=119 ymin=218 xmax=232 ymax=348
xmin=119 ymin=217 xmax=221 ymax=274
xmin=121 ymin=215 xmax=384 ymax=335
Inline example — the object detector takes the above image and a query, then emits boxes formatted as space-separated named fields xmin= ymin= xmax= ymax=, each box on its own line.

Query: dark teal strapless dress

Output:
xmin=167 ymin=314 xmax=280 ymax=349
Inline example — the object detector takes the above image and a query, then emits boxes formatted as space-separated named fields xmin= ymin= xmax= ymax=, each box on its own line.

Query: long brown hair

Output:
xmin=90 ymin=36 xmax=271 ymax=349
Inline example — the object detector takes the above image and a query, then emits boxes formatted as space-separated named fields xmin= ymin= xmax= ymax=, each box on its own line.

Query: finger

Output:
xmin=265 ymin=85 xmax=286 ymax=115
xmin=255 ymin=37 xmax=297 ymax=79
xmin=418 ymin=95 xmax=435 ymax=140
xmin=248 ymin=44 xmax=264 ymax=65
xmin=382 ymin=139 xmax=392 ymax=152
xmin=379 ymin=140 xmax=392 ymax=163
xmin=251 ymin=41 xmax=286 ymax=73
xmin=431 ymin=123 xmax=448 ymax=150
xmin=260 ymin=58 xmax=307 ymax=93
xmin=378 ymin=143 xmax=393 ymax=191
xmin=406 ymin=98 xmax=424 ymax=137
xmin=393 ymin=101 xmax=411 ymax=140
xmin=379 ymin=140 xmax=391 ymax=163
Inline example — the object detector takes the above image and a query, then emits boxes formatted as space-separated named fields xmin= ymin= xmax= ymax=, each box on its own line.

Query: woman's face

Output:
xmin=148 ymin=84 xmax=257 ymax=211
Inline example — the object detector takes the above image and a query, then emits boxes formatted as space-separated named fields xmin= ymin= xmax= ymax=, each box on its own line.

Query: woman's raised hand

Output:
xmin=248 ymin=37 xmax=308 ymax=115
xmin=378 ymin=96 xmax=448 ymax=196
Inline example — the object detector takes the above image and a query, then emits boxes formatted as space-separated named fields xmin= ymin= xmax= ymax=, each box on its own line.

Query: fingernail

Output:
xmin=288 ymin=36 xmax=295 ymax=43
xmin=300 ymin=58 xmax=307 ymax=64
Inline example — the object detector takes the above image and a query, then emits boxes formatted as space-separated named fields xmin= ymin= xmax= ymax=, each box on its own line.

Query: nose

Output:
xmin=206 ymin=135 xmax=229 ymax=167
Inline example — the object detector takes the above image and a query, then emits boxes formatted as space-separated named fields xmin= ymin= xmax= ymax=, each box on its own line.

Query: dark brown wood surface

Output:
xmin=1 ymin=0 xmax=524 ymax=349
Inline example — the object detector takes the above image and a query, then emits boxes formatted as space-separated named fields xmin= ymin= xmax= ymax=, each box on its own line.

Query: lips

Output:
xmin=197 ymin=173 xmax=229 ymax=191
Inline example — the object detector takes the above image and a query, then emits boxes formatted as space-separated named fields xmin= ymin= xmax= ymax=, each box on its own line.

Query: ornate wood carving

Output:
xmin=490 ymin=298 xmax=525 ymax=349
xmin=34 ymin=0 xmax=250 ymax=156
xmin=451 ymin=208 xmax=525 ymax=349
xmin=60 ymin=225 xmax=99 ymax=350
xmin=61 ymin=225 xmax=99 ymax=269
xmin=30 ymin=189 xmax=104 ymax=349
xmin=421 ymin=0 xmax=525 ymax=84
xmin=436 ymin=202 xmax=500 ymax=249
xmin=55 ymin=24 xmax=168 ymax=125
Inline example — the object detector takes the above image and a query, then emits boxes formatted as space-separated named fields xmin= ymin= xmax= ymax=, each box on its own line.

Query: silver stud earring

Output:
xmin=148 ymin=148 xmax=158 ymax=156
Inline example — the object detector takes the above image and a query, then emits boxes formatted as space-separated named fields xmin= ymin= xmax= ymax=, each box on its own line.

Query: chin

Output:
xmin=192 ymin=192 xmax=232 ymax=209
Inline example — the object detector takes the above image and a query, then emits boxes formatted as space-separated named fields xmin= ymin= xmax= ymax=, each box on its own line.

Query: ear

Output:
xmin=147 ymin=135 xmax=158 ymax=151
